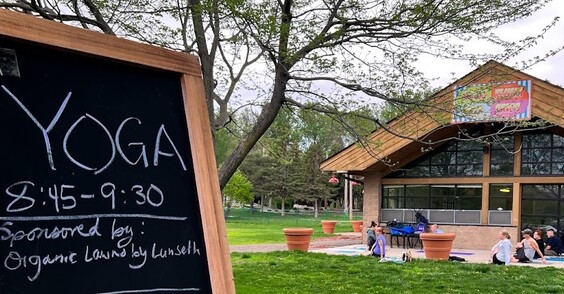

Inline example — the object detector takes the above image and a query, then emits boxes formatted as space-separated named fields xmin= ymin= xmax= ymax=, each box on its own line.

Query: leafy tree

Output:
xmin=301 ymin=143 xmax=335 ymax=217
xmin=223 ymin=170 xmax=254 ymax=207
xmin=239 ymin=153 xmax=279 ymax=210
xmin=4 ymin=0 xmax=561 ymax=191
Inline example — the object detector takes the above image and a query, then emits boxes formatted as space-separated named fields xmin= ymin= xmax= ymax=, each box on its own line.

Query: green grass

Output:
xmin=232 ymin=251 xmax=564 ymax=293
xmin=226 ymin=208 xmax=360 ymax=245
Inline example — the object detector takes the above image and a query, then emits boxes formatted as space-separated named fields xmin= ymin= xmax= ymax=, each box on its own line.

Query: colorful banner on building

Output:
xmin=452 ymin=80 xmax=532 ymax=124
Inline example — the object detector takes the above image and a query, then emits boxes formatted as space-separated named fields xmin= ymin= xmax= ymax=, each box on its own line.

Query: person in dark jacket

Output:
xmin=544 ymin=229 xmax=563 ymax=256
xmin=533 ymin=229 xmax=545 ymax=259
xmin=366 ymin=221 xmax=377 ymax=250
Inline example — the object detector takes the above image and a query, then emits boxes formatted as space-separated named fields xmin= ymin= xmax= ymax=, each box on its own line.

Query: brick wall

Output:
xmin=438 ymin=225 xmax=519 ymax=250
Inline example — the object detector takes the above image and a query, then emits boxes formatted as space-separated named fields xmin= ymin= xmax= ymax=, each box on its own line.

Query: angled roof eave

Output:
xmin=321 ymin=60 xmax=564 ymax=173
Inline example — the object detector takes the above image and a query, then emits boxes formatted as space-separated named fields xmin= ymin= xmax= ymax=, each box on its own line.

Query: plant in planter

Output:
xmin=320 ymin=220 xmax=338 ymax=234
xmin=419 ymin=233 xmax=456 ymax=260
xmin=351 ymin=221 xmax=363 ymax=232
xmin=283 ymin=228 xmax=314 ymax=251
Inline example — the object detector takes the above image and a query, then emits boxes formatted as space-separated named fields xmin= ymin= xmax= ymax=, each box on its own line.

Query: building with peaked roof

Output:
xmin=321 ymin=60 xmax=564 ymax=249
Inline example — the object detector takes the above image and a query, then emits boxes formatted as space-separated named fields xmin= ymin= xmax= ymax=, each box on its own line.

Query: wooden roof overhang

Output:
xmin=321 ymin=60 xmax=564 ymax=174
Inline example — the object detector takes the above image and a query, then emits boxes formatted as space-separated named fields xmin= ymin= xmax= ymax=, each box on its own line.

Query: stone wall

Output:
xmin=362 ymin=172 xmax=381 ymax=243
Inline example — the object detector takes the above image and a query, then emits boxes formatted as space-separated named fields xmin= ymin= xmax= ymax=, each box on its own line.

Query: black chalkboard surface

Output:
xmin=0 ymin=35 xmax=212 ymax=293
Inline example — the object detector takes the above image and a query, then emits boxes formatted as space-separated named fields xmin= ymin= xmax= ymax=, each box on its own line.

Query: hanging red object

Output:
xmin=351 ymin=180 xmax=361 ymax=186
xmin=328 ymin=175 xmax=339 ymax=184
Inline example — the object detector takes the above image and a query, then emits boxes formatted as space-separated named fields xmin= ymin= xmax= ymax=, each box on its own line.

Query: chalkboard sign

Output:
xmin=0 ymin=9 xmax=234 ymax=294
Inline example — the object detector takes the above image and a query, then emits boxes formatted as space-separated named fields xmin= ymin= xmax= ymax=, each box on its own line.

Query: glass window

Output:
xmin=430 ymin=165 xmax=450 ymax=177
xmin=456 ymin=185 xmax=482 ymax=210
xmin=521 ymin=216 xmax=557 ymax=229
xmin=406 ymin=185 xmax=428 ymax=197
xmin=554 ymin=135 xmax=564 ymax=147
xmin=521 ymin=132 xmax=564 ymax=175
xmin=521 ymin=184 xmax=563 ymax=233
xmin=490 ymin=135 xmax=514 ymax=176
xmin=431 ymin=185 xmax=455 ymax=197
xmin=522 ymin=163 xmax=551 ymax=175
xmin=404 ymin=197 xmax=428 ymax=209
xmin=456 ymin=164 xmax=483 ymax=176
xmin=458 ymin=185 xmax=482 ymax=197
xmin=553 ymin=148 xmax=564 ymax=162
xmin=431 ymin=152 xmax=456 ymax=165
xmin=521 ymin=199 xmax=558 ymax=215
xmin=458 ymin=140 xmax=483 ymax=150
xmin=522 ymin=149 xmax=551 ymax=162
xmin=491 ymin=163 xmax=513 ymax=176
xmin=458 ymin=151 xmax=482 ymax=164
xmin=554 ymin=163 xmax=564 ymax=175
xmin=383 ymin=185 xmax=405 ymax=197
xmin=522 ymin=185 xmax=558 ymax=199
xmin=489 ymin=184 xmax=513 ymax=210
xmin=431 ymin=197 xmax=453 ymax=209
xmin=383 ymin=184 xmax=482 ymax=210
xmin=522 ymin=133 xmax=551 ymax=148
xmin=404 ymin=165 xmax=429 ymax=177
xmin=382 ymin=185 xmax=405 ymax=209
xmin=456 ymin=197 xmax=481 ymax=210
xmin=384 ymin=128 xmax=485 ymax=178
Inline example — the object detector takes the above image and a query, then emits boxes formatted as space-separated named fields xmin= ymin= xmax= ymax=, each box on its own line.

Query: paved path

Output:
xmin=230 ymin=232 xmax=564 ymax=268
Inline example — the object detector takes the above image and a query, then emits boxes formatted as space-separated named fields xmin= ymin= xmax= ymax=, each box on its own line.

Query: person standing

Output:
xmin=533 ymin=229 xmax=545 ymax=259
xmin=512 ymin=229 xmax=546 ymax=264
xmin=491 ymin=230 xmax=512 ymax=265
xmin=372 ymin=227 xmax=386 ymax=258
xmin=544 ymin=229 xmax=563 ymax=256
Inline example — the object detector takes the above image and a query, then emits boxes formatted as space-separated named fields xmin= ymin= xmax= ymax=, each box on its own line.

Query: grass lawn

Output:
xmin=232 ymin=251 xmax=564 ymax=293
xmin=226 ymin=208 xmax=359 ymax=245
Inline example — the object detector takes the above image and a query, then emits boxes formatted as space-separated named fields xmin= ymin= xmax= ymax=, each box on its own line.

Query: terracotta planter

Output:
xmin=420 ymin=233 xmax=456 ymax=260
xmin=321 ymin=221 xmax=337 ymax=234
xmin=351 ymin=221 xmax=363 ymax=232
xmin=283 ymin=228 xmax=314 ymax=251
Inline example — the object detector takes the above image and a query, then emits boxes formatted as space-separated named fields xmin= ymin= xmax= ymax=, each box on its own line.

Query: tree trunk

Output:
xmin=314 ymin=199 xmax=318 ymax=218
xmin=281 ymin=197 xmax=285 ymax=216
xmin=217 ymin=0 xmax=293 ymax=189
xmin=217 ymin=78 xmax=287 ymax=188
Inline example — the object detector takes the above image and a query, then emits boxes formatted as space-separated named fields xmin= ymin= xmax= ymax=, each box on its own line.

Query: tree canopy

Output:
xmin=3 ymin=0 xmax=562 ymax=190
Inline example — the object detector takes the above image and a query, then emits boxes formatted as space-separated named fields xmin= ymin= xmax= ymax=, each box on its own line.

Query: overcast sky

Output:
xmin=417 ymin=1 xmax=564 ymax=88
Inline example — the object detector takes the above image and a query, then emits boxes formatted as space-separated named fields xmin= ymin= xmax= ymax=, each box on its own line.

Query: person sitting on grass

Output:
xmin=366 ymin=221 xmax=377 ymax=251
xmin=533 ymin=229 xmax=545 ymax=259
xmin=511 ymin=229 xmax=546 ymax=264
xmin=372 ymin=227 xmax=386 ymax=258
xmin=544 ymin=229 xmax=563 ymax=256
xmin=491 ymin=230 xmax=512 ymax=265
xmin=429 ymin=224 xmax=444 ymax=233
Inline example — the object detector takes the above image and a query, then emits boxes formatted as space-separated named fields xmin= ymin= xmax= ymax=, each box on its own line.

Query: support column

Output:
xmin=343 ymin=174 xmax=348 ymax=216
xmin=481 ymin=185 xmax=489 ymax=225
xmin=512 ymin=182 xmax=521 ymax=227
xmin=513 ymin=133 xmax=522 ymax=228
xmin=363 ymin=172 xmax=382 ymax=228
xmin=349 ymin=176 xmax=353 ymax=221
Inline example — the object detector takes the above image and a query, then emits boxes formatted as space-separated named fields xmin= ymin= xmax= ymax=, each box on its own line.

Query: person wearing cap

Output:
xmin=544 ymin=229 xmax=563 ymax=256
xmin=511 ymin=229 xmax=546 ymax=264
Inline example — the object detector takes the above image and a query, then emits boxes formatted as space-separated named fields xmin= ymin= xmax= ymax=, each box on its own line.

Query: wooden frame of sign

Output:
xmin=0 ymin=9 xmax=234 ymax=293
